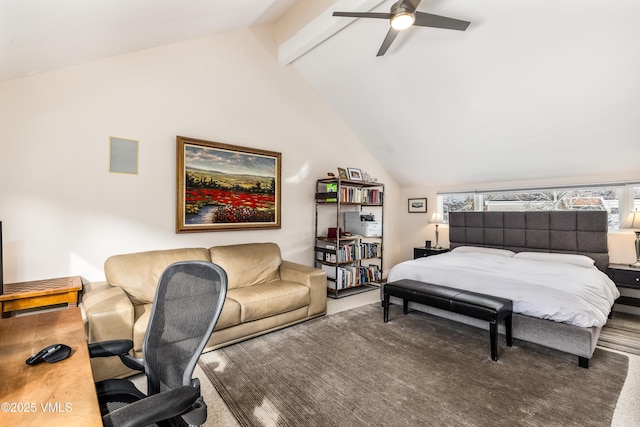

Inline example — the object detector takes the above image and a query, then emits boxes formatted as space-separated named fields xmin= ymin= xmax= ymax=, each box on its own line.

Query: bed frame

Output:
xmin=386 ymin=211 xmax=611 ymax=368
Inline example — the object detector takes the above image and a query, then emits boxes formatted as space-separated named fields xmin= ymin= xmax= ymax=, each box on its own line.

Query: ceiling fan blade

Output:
xmin=414 ymin=12 xmax=470 ymax=31
xmin=333 ymin=11 xmax=392 ymax=20
xmin=377 ymin=28 xmax=400 ymax=57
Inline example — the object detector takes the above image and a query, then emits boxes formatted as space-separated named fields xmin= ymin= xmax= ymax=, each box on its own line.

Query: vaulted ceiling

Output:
xmin=3 ymin=0 xmax=639 ymax=188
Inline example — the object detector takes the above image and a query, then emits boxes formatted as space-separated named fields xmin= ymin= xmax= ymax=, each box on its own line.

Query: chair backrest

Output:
xmin=142 ymin=260 xmax=227 ymax=395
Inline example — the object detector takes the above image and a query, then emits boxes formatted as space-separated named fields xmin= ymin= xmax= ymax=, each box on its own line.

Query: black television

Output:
xmin=0 ymin=221 xmax=3 ymax=295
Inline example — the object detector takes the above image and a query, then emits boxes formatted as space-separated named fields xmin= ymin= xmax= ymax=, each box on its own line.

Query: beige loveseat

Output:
xmin=83 ymin=242 xmax=327 ymax=381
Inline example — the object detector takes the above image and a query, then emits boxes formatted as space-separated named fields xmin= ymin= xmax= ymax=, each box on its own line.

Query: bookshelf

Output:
xmin=314 ymin=177 xmax=384 ymax=299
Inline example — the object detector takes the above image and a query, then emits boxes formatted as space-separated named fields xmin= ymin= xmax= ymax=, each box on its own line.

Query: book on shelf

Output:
xmin=315 ymin=243 xmax=337 ymax=263
xmin=339 ymin=186 xmax=383 ymax=204
xmin=315 ymin=185 xmax=382 ymax=204
xmin=340 ymin=242 xmax=381 ymax=262
xmin=316 ymin=241 xmax=381 ymax=264
xmin=323 ymin=264 xmax=381 ymax=289
xmin=358 ymin=264 xmax=382 ymax=283
xmin=316 ymin=251 xmax=337 ymax=263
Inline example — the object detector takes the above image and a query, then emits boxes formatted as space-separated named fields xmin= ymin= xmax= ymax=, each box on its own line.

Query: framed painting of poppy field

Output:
xmin=176 ymin=136 xmax=281 ymax=232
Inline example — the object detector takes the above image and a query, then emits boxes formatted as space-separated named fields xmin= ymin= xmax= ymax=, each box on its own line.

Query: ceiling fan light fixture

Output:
xmin=390 ymin=12 xmax=415 ymax=30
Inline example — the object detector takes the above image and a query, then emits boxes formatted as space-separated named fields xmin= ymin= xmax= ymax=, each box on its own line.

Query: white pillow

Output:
xmin=513 ymin=252 xmax=595 ymax=268
xmin=452 ymin=246 xmax=515 ymax=257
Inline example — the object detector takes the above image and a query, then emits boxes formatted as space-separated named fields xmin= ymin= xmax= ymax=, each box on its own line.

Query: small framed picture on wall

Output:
xmin=408 ymin=198 xmax=427 ymax=213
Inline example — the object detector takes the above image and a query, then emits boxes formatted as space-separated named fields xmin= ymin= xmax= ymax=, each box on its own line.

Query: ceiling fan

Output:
xmin=333 ymin=0 xmax=470 ymax=56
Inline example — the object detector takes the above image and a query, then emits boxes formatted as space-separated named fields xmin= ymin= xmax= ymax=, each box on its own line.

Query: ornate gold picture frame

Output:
xmin=176 ymin=136 xmax=281 ymax=232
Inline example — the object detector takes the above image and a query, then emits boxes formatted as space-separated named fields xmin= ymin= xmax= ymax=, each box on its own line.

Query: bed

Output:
xmin=383 ymin=211 xmax=619 ymax=367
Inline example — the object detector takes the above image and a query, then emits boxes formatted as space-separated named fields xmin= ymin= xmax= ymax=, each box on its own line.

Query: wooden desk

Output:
xmin=0 ymin=308 xmax=102 ymax=426
xmin=0 ymin=276 xmax=82 ymax=318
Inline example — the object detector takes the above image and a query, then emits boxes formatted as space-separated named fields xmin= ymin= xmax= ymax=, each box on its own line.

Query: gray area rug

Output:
xmin=599 ymin=311 xmax=640 ymax=356
xmin=199 ymin=303 xmax=628 ymax=427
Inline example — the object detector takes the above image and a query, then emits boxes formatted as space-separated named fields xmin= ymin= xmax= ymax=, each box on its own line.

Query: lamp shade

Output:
xmin=621 ymin=210 xmax=640 ymax=229
xmin=429 ymin=213 xmax=444 ymax=224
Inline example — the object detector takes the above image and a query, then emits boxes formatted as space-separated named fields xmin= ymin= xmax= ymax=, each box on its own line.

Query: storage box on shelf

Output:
xmin=315 ymin=177 xmax=384 ymax=298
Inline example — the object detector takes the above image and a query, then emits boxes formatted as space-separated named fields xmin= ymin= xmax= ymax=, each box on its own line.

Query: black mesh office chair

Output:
xmin=89 ymin=260 xmax=228 ymax=427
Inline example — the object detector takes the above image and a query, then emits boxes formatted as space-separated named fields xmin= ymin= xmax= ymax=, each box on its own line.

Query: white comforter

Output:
xmin=387 ymin=252 xmax=619 ymax=328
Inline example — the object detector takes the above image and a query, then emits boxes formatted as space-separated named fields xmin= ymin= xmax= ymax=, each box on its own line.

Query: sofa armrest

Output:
xmin=83 ymin=282 xmax=135 ymax=342
xmin=280 ymin=261 xmax=327 ymax=317
xmin=82 ymin=281 xmax=136 ymax=381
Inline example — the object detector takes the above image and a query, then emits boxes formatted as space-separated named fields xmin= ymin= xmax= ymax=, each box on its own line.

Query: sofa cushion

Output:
xmin=227 ymin=281 xmax=310 ymax=323
xmin=209 ymin=243 xmax=281 ymax=290
xmin=105 ymin=247 xmax=211 ymax=304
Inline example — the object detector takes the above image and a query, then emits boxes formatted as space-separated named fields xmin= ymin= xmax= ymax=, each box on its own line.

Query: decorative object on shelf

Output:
xmin=425 ymin=240 xmax=431 ymax=248
xmin=347 ymin=168 xmax=363 ymax=181
xmin=429 ymin=212 xmax=444 ymax=249
xmin=408 ymin=197 xmax=427 ymax=213
xmin=621 ymin=209 xmax=640 ymax=268
xmin=361 ymin=171 xmax=372 ymax=182
xmin=327 ymin=227 xmax=342 ymax=238
xmin=176 ymin=136 xmax=281 ymax=232
xmin=327 ymin=172 xmax=335 ymax=177
xmin=337 ymin=167 xmax=348 ymax=179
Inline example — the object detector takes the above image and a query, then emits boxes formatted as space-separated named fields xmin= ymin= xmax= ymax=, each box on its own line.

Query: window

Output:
xmin=440 ymin=192 xmax=476 ymax=224
xmin=439 ymin=183 xmax=640 ymax=229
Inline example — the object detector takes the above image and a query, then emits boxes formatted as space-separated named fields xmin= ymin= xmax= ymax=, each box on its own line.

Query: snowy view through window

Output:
xmin=441 ymin=186 xmax=640 ymax=229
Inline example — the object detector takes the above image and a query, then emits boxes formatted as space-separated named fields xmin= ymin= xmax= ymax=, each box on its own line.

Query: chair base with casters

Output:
xmin=89 ymin=261 xmax=228 ymax=427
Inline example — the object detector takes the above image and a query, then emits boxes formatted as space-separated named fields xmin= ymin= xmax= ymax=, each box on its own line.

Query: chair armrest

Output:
xmin=280 ymin=260 xmax=327 ymax=316
xmin=88 ymin=339 xmax=133 ymax=357
xmin=89 ymin=339 xmax=144 ymax=372
xmin=102 ymin=385 xmax=200 ymax=427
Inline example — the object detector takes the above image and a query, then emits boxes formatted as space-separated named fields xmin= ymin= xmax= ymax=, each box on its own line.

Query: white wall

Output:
xmin=0 ymin=25 xmax=401 ymax=283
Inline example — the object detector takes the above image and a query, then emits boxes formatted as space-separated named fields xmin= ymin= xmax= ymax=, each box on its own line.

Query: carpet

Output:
xmin=598 ymin=311 xmax=640 ymax=356
xmin=199 ymin=303 xmax=628 ymax=427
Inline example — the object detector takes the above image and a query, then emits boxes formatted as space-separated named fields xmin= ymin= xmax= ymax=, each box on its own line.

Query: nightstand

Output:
xmin=608 ymin=264 xmax=640 ymax=307
xmin=414 ymin=246 xmax=449 ymax=259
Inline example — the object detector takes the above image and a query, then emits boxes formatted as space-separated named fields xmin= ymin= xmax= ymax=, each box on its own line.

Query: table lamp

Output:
xmin=621 ymin=209 xmax=640 ymax=268
xmin=429 ymin=213 xmax=444 ymax=249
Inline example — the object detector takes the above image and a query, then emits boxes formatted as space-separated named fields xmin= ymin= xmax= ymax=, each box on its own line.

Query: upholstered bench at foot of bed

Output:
xmin=383 ymin=279 xmax=513 ymax=362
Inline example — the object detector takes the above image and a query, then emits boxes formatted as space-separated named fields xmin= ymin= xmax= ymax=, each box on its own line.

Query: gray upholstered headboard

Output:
xmin=448 ymin=211 xmax=610 ymax=272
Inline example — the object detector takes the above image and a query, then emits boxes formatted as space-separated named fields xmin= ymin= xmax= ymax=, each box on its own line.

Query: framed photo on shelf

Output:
xmin=337 ymin=167 xmax=348 ymax=179
xmin=176 ymin=136 xmax=281 ymax=232
xmin=347 ymin=168 xmax=363 ymax=181
xmin=408 ymin=198 xmax=427 ymax=213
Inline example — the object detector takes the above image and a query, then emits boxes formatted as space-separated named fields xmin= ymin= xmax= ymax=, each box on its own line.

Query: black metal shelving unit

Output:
xmin=314 ymin=177 xmax=384 ymax=299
